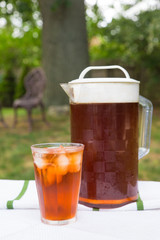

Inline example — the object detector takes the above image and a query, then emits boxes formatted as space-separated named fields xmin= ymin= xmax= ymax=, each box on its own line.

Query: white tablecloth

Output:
xmin=1 ymin=209 xmax=160 ymax=240
xmin=0 ymin=180 xmax=160 ymax=240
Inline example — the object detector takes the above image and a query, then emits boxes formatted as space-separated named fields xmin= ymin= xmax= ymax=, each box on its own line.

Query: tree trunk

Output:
xmin=39 ymin=0 xmax=89 ymax=106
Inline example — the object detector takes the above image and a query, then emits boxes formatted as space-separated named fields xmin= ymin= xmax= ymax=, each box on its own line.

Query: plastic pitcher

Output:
xmin=61 ymin=65 xmax=153 ymax=208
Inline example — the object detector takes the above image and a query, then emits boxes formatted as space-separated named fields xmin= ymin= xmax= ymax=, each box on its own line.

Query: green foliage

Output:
xmin=0 ymin=69 xmax=16 ymax=107
xmin=0 ymin=26 xmax=41 ymax=105
xmin=87 ymin=4 xmax=160 ymax=102
xmin=0 ymin=0 xmax=160 ymax=104
xmin=0 ymin=0 xmax=41 ymax=106
xmin=88 ymin=8 xmax=160 ymax=65
xmin=0 ymin=0 xmax=40 ymax=27
xmin=86 ymin=3 xmax=105 ymax=41
xmin=0 ymin=25 xmax=41 ymax=70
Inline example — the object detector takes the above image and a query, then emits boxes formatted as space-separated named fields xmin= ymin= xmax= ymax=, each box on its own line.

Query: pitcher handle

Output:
xmin=79 ymin=65 xmax=130 ymax=79
xmin=139 ymin=95 xmax=153 ymax=159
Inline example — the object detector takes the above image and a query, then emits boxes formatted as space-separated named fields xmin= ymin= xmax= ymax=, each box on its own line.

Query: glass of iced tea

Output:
xmin=31 ymin=143 xmax=84 ymax=225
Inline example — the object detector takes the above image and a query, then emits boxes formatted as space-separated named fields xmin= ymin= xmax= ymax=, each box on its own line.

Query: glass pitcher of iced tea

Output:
xmin=61 ymin=65 xmax=153 ymax=208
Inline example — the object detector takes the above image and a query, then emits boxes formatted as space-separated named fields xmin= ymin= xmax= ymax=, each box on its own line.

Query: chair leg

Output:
xmin=39 ymin=102 xmax=49 ymax=126
xmin=0 ymin=109 xmax=8 ymax=128
xmin=27 ymin=109 xmax=33 ymax=132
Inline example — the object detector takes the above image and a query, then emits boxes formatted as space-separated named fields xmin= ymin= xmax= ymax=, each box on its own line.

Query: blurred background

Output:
xmin=0 ymin=0 xmax=160 ymax=180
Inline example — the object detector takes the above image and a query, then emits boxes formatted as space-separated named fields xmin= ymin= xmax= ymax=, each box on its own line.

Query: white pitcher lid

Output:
xmin=69 ymin=65 xmax=140 ymax=84
xmin=69 ymin=77 xmax=139 ymax=84
xmin=61 ymin=65 xmax=140 ymax=103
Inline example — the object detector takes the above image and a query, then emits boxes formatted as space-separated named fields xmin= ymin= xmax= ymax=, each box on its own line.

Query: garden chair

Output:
xmin=13 ymin=67 xmax=48 ymax=131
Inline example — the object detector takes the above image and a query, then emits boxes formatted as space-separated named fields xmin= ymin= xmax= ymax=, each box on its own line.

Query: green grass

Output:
xmin=0 ymin=108 xmax=70 ymax=180
xmin=139 ymin=110 xmax=160 ymax=181
xmin=0 ymin=107 xmax=160 ymax=181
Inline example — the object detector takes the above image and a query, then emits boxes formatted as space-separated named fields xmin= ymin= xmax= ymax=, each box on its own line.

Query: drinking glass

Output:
xmin=31 ymin=143 xmax=84 ymax=225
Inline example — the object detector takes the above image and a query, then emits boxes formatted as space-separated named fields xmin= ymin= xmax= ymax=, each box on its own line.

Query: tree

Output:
xmin=0 ymin=0 xmax=89 ymax=106
xmin=87 ymin=3 xmax=160 ymax=103
xmin=39 ymin=0 xmax=89 ymax=105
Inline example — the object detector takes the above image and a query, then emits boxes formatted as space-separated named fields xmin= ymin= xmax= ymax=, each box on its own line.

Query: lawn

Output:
xmin=139 ymin=108 xmax=160 ymax=181
xmin=0 ymin=107 xmax=160 ymax=181
xmin=0 ymin=108 xmax=70 ymax=180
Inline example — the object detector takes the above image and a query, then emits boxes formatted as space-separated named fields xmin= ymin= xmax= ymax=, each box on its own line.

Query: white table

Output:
xmin=1 ymin=180 xmax=160 ymax=240
xmin=1 ymin=209 xmax=160 ymax=240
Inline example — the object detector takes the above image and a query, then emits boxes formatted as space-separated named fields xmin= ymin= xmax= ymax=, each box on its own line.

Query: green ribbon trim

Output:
xmin=92 ymin=193 xmax=144 ymax=211
xmin=7 ymin=180 xmax=29 ymax=209
xmin=93 ymin=207 xmax=99 ymax=211
xmin=136 ymin=193 xmax=144 ymax=211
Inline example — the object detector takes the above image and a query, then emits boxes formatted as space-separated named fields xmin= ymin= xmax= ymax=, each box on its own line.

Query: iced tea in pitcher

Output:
xmin=31 ymin=143 xmax=84 ymax=225
xmin=61 ymin=65 xmax=153 ymax=209
xmin=71 ymin=102 xmax=138 ymax=208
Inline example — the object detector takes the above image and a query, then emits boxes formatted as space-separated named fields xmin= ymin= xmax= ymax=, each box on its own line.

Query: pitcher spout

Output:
xmin=60 ymin=83 xmax=70 ymax=98
xmin=60 ymin=83 xmax=76 ymax=103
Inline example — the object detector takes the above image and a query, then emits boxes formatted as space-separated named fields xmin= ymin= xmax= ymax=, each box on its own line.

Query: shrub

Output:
xmin=0 ymin=69 xmax=16 ymax=107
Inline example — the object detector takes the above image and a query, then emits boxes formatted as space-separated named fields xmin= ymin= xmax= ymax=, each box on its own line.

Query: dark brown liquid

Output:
xmin=71 ymin=103 xmax=138 ymax=208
